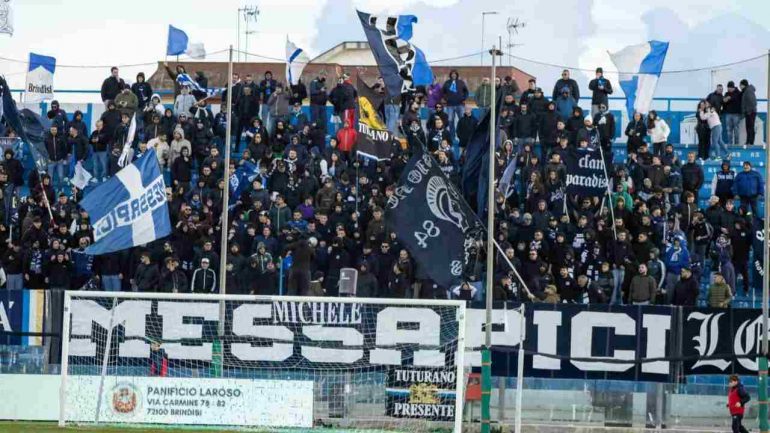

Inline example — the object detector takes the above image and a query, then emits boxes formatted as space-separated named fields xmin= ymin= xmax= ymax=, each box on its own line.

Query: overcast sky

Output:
xmin=0 ymin=0 xmax=768 ymax=100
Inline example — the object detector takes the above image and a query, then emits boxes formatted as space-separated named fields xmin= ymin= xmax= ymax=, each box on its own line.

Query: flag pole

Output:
xmin=758 ymin=47 xmax=770 ymax=433
xmin=598 ymin=144 xmax=617 ymax=240
xmin=482 ymin=43 xmax=501 ymax=433
xmin=217 ymin=44 xmax=234 ymax=332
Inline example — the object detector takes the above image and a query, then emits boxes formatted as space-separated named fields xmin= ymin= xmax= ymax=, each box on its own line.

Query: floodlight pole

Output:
xmin=481 ymin=44 xmax=502 ymax=433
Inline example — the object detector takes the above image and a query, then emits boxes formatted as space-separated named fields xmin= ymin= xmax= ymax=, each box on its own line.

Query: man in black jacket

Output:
xmin=552 ymin=69 xmax=580 ymax=102
xmin=723 ymin=81 xmax=742 ymax=145
xmin=442 ymin=70 xmax=468 ymax=138
xmin=100 ymin=66 xmax=126 ymax=106
xmin=681 ymin=151 xmax=704 ymax=202
xmin=309 ymin=73 xmax=329 ymax=129
xmin=68 ymin=126 xmax=89 ymax=165
xmin=191 ymin=257 xmax=217 ymax=293
xmin=45 ymin=252 xmax=72 ymax=291
xmin=44 ymin=124 xmax=68 ymax=190
xmin=588 ymin=67 xmax=613 ymax=116
xmin=593 ymin=103 xmax=616 ymax=153
xmin=132 ymin=252 xmax=159 ymax=292
xmin=456 ymin=107 xmax=477 ymax=149
xmin=160 ymin=257 xmax=189 ymax=293
xmin=286 ymin=237 xmax=315 ymax=296
xmin=3 ymin=243 xmax=23 ymax=289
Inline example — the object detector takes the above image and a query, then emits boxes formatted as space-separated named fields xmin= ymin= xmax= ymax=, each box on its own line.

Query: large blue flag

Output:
xmin=609 ymin=41 xmax=669 ymax=118
xmin=82 ymin=149 xmax=171 ymax=255
xmin=167 ymin=25 xmax=189 ymax=56
xmin=356 ymin=10 xmax=433 ymax=97
xmin=230 ymin=160 xmax=260 ymax=200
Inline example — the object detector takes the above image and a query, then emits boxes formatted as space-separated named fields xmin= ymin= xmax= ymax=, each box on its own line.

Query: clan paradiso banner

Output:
xmin=54 ymin=298 xmax=770 ymax=382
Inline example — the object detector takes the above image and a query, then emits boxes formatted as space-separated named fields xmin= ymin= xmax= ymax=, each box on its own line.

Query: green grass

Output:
xmin=0 ymin=422 xmax=268 ymax=433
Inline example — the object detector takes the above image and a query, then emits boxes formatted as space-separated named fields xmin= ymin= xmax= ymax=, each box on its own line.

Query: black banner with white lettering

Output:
xmin=680 ymin=307 xmax=765 ymax=376
xmin=356 ymin=77 xmax=393 ymax=161
xmin=57 ymin=297 xmax=770 ymax=383
xmin=386 ymin=367 xmax=456 ymax=420
xmin=385 ymin=152 xmax=484 ymax=289
xmin=751 ymin=217 xmax=764 ymax=293
xmin=565 ymin=148 xmax=609 ymax=197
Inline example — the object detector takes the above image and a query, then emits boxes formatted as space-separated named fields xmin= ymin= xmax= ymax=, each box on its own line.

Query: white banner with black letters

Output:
xmin=66 ymin=298 xmax=770 ymax=383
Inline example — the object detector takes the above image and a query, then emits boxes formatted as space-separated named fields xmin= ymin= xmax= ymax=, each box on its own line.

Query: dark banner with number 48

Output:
xmin=386 ymin=151 xmax=484 ymax=289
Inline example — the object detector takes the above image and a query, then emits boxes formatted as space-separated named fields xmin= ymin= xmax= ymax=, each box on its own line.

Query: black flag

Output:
xmin=356 ymin=77 xmax=393 ymax=161
xmin=565 ymin=148 xmax=609 ymax=198
xmin=0 ymin=76 xmax=50 ymax=172
xmin=752 ymin=217 xmax=764 ymax=293
xmin=386 ymin=151 xmax=484 ymax=288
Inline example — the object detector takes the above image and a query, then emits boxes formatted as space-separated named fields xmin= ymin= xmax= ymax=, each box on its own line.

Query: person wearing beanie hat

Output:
xmin=723 ymin=79 xmax=742 ymax=145
xmin=588 ymin=66 xmax=612 ymax=116
xmin=739 ymin=79 xmax=757 ymax=145
xmin=131 ymin=71 xmax=153 ymax=112
xmin=711 ymin=159 xmax=736 ymax=207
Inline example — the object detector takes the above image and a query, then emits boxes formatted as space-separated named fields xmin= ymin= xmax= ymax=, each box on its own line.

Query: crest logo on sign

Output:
xmin=110 ymin=383 xmax=141 ymax=415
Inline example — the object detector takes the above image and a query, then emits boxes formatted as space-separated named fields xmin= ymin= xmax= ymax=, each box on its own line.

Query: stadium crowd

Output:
xmin=0 ymin=64 xmax=764 ymax=308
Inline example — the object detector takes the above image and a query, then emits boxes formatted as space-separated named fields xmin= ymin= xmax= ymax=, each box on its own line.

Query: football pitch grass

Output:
xmin=0 ymin=422 xmax=272 ymax=432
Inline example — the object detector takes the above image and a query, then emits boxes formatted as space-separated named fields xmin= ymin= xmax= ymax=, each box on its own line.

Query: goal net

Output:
xmin=59 ymin=292 xmax=467 ymax=432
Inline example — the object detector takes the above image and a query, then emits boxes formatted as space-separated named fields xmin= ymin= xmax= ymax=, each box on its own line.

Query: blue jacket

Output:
xmin=71 ymin=248 xmax=94 ymax=277
xmin=664 ymin=245 xmax=690 ymax=275
xmin=732 ymin=170 xmax=763 ymax=197
xmin=555 ymin=95 xmax=577 ymax=122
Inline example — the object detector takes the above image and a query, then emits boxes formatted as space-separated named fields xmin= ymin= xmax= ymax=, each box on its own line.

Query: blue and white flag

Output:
xmin=230 ymin=160 xmax=260 ymax=200
xmin=357 ymin=10 xmax=433 ymax=96
xmin=286 ymin=37 xmax=310 ymax=86
xmin=166 ymin=25 xmax=206 ymax=59
xmin=175 ymin=73 xmax=222 ymax=97
xmin=498 ymin=157 xmax=517 ymax=199
xmin=81 ymin=149 xmax=171 ymax=255
xmin=609 ymin=41 xmax=669 ymax=118
xmin=24 ymin=53 xmax=56 ymax=103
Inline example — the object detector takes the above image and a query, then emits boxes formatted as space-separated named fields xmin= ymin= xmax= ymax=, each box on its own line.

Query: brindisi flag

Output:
xmin=386 ymin=367 xmax=457 ymax=421
xmin=356 ymin=77 xmax=393 ymax=161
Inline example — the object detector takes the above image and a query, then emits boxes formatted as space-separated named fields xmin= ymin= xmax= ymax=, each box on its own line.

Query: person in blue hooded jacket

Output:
xmin=732 ymin=161 xmax=763 ymax=215
xmin=663 ymin=237 xmax=690 ymax=303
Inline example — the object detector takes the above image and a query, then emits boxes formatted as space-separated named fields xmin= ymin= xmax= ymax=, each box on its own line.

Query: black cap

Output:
xmin=740 ymin=79 xmax=749 ymax=87
xmin=596 ymin=67 xmax=603 ymax=73
xmin=727 ymin=80 xmax=735 ymax=88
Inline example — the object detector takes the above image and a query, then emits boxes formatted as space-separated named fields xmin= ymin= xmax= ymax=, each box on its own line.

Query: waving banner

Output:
xmin=386 ymin=151 xmax=483 ymax=289
xmin=565 ymin=149 xmax=609 ymax=198
xmin=357 ymin=10 xmax=433 ymax=96
xmin=357 ymin=77 xmax=393 ymax=161
xmin=751 ymin=217 xmax=764 ymax=293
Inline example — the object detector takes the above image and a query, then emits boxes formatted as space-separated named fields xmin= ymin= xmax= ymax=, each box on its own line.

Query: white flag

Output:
xmin=286 ymin=38 xmax=310 ymax=86
xmin=71 ymin=162 xmax=93 ymax=190
xmin=118 ymin=114 xmax=137 ymax=167
xmin=0 ymin=1 xmax=13 ymax=36
xmin=186 ymin=43 xmax=206 ymax=60
xmin=24 ymin=53 xmax=56 ymax=103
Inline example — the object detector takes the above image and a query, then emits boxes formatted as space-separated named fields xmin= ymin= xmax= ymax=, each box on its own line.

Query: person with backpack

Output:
xmin=727 ymin=374 xmax=750 ymax=433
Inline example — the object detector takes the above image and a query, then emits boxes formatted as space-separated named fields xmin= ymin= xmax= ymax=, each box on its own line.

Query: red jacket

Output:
xmin=728 ymin=384 xmax=750 ymax=415
xmin=336 ymin=127 xmax=357 ymax=152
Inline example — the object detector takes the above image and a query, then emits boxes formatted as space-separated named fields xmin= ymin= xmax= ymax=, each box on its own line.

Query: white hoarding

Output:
xmin=65 ymin=376 xmax=313 ymax=428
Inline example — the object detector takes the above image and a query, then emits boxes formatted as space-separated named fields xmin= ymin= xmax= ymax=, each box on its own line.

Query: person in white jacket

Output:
xmin=646 ymin=110 xmax=670 ymax=155
xmin=699 ymin=103 xmax=726 ymax=160
xmin=173 ymin=86 xmax=196 ymax=117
